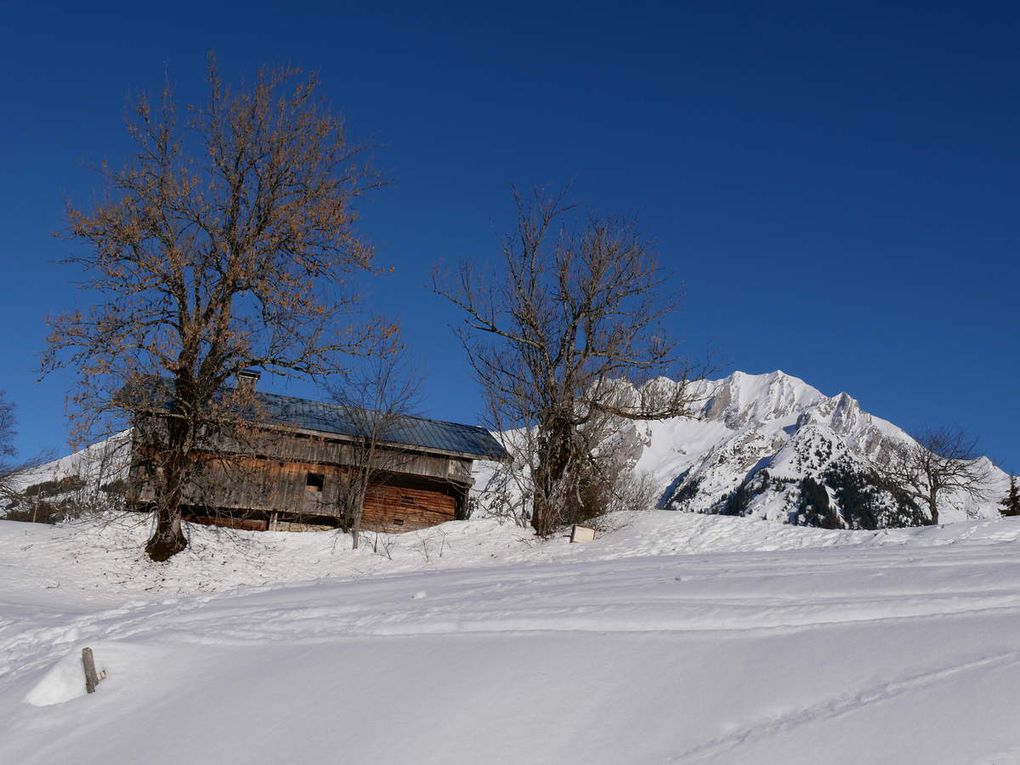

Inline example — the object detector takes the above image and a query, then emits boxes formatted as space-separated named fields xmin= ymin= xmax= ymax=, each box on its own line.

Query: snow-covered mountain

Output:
xmin=628 ymin=370 xmax=1008 ymax=526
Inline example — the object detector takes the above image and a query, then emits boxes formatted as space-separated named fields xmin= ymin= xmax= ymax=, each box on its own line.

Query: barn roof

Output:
xmin=257 ymin=390 xmax=507 ymax=460
xmin=122 ymin=378 xmax=508 ymax=461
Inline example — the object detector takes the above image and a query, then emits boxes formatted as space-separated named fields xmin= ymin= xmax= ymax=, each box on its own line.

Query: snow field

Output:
xmin=2 ymin=513 xmax=1020 ymax=763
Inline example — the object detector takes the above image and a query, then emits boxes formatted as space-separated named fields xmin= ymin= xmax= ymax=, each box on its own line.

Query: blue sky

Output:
xmin=1 ymin=1 xmax=1017 ymax=469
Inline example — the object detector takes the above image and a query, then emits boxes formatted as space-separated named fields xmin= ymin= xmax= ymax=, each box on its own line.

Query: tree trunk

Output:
xmin=531 ymin=421 xmax=573 ymax=537
xmin=532 ymin=489 xmax=552 ymax=536
xmin=146 ymin=501 xmax=187 ymax=561
xmin=531 ymin=457 xmax=558 ymax=537
xmin=145 ymin=417 xmax=191 ymax=561
xmin=928 ymin=488 xmax=939 ymax=526
xmin=532 ymin=426 xmax=550 ymax=536
xmin=347 ymin=475 xmax=369 ymax=549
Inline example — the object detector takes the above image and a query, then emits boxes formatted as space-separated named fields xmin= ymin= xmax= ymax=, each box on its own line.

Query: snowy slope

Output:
xmin=2 ymin=514 xmax=1020 ymax=764
xmin=5 ymin=510 xmax=1015 ymax=598
xmin=7 ymin=431 xmax=131 ymax=494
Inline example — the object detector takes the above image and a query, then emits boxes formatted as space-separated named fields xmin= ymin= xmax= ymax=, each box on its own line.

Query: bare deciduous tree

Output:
xmin=44 ymin=58 xmax=388 ymax=560
xmin=331 ymin=349 xmax=421 ymax=549
xmin=435 ymin=189 xmax=698 ymax=536
xmin=0 ymin=392 xmax=19 ymax=502
xmin=0 ymin=393 xmax=53 ymax=516
xmin=878 ymin=427 xmax=989 ymax=526
xmin=472 ymin=459 xmax=533 ymax=528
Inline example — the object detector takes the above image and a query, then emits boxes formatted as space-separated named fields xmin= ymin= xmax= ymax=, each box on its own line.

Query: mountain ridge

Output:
xmin=628 ymin=370 xmax=1008 ymax=526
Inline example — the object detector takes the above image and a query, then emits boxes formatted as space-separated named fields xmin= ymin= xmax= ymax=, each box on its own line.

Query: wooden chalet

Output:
xmin=125 ymin=373 xmax=507 ymax=532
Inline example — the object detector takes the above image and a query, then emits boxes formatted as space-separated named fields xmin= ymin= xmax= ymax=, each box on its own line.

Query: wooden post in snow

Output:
xmin=82 ymin=647 xmax=100 ymax=694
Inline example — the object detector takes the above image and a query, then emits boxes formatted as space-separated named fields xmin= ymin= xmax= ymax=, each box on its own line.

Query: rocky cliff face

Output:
xmin=630 ymin=371 xmax=1008 ymax=527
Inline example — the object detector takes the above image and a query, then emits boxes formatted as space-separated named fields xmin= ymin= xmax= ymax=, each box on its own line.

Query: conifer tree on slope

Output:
xmin=1001 ymin=475 xmax=1020 ymax=517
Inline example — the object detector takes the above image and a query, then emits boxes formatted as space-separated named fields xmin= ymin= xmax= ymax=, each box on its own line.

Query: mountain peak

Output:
xmin=702 ymin=370 xmax=825 ymax=429
xmin=637 ymin=370 xmax=1008 ymax=527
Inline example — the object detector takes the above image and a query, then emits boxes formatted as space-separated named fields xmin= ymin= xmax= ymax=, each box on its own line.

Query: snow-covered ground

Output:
xmin=3 ymin=511 xmax=1020 ymax=763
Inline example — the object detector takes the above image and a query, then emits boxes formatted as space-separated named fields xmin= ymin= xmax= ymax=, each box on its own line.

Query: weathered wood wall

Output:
xmin=363 ymin=484 xmax=458 ymax=532
xmin=128 ymin=414 xmax=473 ymax=532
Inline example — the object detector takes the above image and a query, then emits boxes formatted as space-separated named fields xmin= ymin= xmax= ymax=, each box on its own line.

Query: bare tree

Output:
xmin=330 ymin=348 xmax=421 ymax=549
xmin=0 ymin=393 xmax=53 ymax=516
xmin=472 ymin=459 xmax=533 ymax=528
xmin=0 ymin=392 xmax=19 ymax=502
xmin=435 ymin=189 xmax=698 ymax=536
xmin=44 ymin=58 xmax=388 ymax=560
xmin=878 ymin=427 xmax=989 ymax=526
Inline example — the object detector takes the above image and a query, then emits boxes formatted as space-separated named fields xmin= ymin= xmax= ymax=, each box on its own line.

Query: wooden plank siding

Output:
xmin=127 ymin=413 xmax=474 ymax=532
xmin=363 ymin=484 xmax=458 ymax=532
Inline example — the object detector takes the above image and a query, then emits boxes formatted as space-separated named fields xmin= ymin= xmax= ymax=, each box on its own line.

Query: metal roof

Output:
xmin=124 ymin=378 xmax=507 ymax=461
xmin=256 ymin=391 xmax=507 ymax=460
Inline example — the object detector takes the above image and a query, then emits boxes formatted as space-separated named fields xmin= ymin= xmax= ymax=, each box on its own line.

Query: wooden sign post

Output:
xmin=82 ymin=647 xmax=102 ymax=694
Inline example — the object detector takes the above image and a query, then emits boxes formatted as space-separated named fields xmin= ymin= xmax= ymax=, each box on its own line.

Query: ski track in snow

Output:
xmin=672 ymin=650 xmax=1020 ymax=763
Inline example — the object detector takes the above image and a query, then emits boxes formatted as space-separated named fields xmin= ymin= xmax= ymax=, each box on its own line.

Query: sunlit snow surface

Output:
xmin=2 ymin=513 xmax=1020 ymax=764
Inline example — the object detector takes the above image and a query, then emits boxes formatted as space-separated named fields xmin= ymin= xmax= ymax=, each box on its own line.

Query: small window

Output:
xmin=401 ymin=495 xmax=415 ymax=506
xmin=306 ymin=472 xmax=325 ymax=493
xmin=392 ymin=518 xmax=404 ymax=526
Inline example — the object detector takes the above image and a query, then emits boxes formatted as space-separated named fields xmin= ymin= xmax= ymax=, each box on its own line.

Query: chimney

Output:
xmin=237 ymin=369 xmax=261 ymax=393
